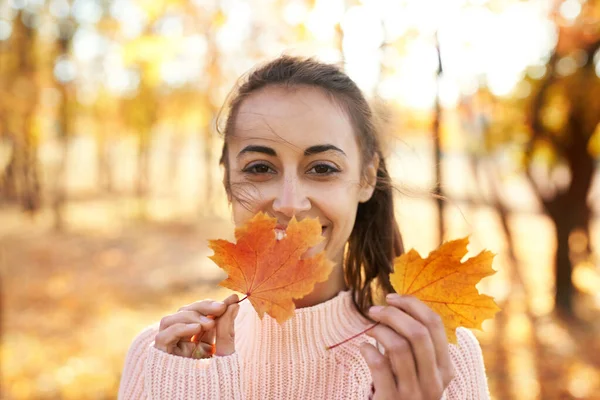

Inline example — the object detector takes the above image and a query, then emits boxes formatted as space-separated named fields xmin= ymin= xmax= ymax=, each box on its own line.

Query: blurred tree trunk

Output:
xmin=53 ymin=22 xmax=74 ymax=231
xmin=137 ymin=128 xmax=150 ymax=198
xmin=433 ymin=32 xmax=444 ymax=244
xmin=203 ymin=117 xmax=215 ymax=215
xmin=95 ymin=93 xmax=114 ymax=193
xmin=168 ymin=130 xmax=182 ymax=191
xmin=132 ymin=78 xmax=156 ymax=218
xmin=13 ymin=11 xmax=41 ymax=214
xmin=526 ymin=40 xmax=600 ymax=316
xmin=136 ymin=126 xmax=150 ymax=219
xmin=96 ymin=133 xmax=113 ymax=193
xmin=1 ymin=145 xmax=17 ymax=202
xmin=0 ymin=47 xmax=15 ymax=202
xmin=542 ymin=118 xmax=594 ymax=314
xmin=200 ymin=34 xmax=219 ymax=217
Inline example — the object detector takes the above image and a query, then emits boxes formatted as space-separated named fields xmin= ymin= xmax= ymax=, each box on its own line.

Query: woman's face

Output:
xmin=226 ymin=85 xmax=375 ymax=268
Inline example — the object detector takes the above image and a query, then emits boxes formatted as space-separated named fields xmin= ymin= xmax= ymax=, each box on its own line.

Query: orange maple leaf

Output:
xmin=209 ymin=213 xmax=334 ymax=324
xmin=390 ymin=237 xmax=501 ymax=344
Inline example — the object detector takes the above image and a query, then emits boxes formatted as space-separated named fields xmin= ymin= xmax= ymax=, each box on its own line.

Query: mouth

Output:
xmin=274 ymin=225 xmax=286 ymax=240
xmin=274 ymin=224 xmax=328 ymax=240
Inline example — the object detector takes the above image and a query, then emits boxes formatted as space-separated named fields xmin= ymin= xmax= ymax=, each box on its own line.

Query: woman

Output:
xmin=119 ymin=56 xmax=490 ymax=399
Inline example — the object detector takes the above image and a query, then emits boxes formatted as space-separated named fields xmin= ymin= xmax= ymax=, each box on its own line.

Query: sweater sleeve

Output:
xmin=118 ymin=324 xmax=244 ymax=400
xmin=443 ymin=327 xmax=491 ymax=400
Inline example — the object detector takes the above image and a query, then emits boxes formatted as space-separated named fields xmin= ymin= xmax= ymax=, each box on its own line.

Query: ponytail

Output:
xmin=345 ymin=156 xmax=404 ymax=317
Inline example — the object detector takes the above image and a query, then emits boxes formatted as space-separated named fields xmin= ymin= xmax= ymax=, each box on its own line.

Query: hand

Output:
xmin=360 ymin=294 xmax=455 ymax=400
xmin=154 ymin=294 xmax=240 ymax=358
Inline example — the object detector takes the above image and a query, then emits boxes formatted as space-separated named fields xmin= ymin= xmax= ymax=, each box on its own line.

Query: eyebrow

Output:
xmin=237 ymin=145 xmax=277 ymax=158
xmin=304 ymin=144 xmax=346 ymax=157
xmin=237 ymin=144 xmax=346 ymax=158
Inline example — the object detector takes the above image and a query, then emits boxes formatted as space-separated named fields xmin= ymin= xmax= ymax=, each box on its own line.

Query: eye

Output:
xmin=242 ymin=163 xmax=276 ymax=175
xmin=307 ymin=163 xmax=340 ymax=175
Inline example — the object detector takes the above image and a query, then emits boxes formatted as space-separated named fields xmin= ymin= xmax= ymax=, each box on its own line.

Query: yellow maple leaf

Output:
xmin=390 ymin=237 xmax=501 ymax=344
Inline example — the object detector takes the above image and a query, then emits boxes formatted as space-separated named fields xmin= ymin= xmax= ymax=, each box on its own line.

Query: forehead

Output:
xmin=231 ymin=85 xmax=357 ymax=150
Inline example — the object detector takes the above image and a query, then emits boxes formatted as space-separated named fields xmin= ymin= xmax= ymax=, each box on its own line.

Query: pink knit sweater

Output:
xmin=119 ymin=291 xmax=490 ymax=399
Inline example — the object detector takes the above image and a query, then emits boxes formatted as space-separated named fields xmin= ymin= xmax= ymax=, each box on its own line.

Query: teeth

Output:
xmin=275 ymin=229 xmax=286 ymax=240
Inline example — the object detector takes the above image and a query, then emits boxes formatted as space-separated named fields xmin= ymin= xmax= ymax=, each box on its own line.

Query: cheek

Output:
xmin=318 ymin=187 xmax=360 ymax=240
xmin=230 ymin=182 xmax=275 ymax=224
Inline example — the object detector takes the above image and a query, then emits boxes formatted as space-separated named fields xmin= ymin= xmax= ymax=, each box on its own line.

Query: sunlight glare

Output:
xmin=342 ymin=5 xmax=383 ymax=95
xmin=283 ymin=0 xmax=308 ymax=26
xmin=306 ymin=0 xmax=344 ymax=42
xmin=438 ymin=76 xmax=460 ymax=108
xmin=49 ymin=0 xmax=70 ymax=18
xmin=186 ymin=34 xmax=208 ymax=56
xmin=487 ymin=71 xmax=519 ymax=97
xmin=380 ymin=0 xmax=408 ymax=41
xmin=556 ymin=55 xmax=578 ymax=76
xmin=72 ymin=0 xmax=103 ymax=25
xmin=559 ymin=0 xmax=581 ymax=22
xmin=157 ymin=15 xmax=184 ymax=37
xmin=73 ymin=27 xmax=106 ymax=62
xmin=528 ymin=64 xmax=547 ymax=79
xmin=54 ymin=56 xmax=77 ymax=83
xmin=216 ymin=1 xmax=252 ymax=53
xmin=110 ymin=0 xmax=146 ymax=39
xmin=0 ymin=20 xmax=11 ymax=41
xmin=315 ymin=48 xmax=342 ymax=64
xmin=9 ymin=0 xmax=27 ymax=10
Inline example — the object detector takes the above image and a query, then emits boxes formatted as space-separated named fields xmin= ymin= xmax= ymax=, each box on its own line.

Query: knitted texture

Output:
xmin=119 ymin=291 xmax=490 ymax=399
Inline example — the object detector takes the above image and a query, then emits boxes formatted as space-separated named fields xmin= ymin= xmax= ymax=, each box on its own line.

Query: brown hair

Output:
xmin=218 ymin=55 xmax=404 ymax=317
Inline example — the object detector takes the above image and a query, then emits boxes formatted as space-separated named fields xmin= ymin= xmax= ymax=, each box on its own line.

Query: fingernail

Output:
xmin=212 ymin=301 xmax=224 ymax=307
xmin=187 ymin=323 xmax=200 ymax=329
xmin=386 ymin=293 xmax=401 ymax=301
xmin=369 ymin=306 xmax=383 ymax=314
xmin=199 ymin=316 xmax=212 ymax=323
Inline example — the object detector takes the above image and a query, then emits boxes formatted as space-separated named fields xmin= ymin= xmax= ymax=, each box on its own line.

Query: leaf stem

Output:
xmin=237 ymin=295 xmax=249 ymax=303
xmin=325 ymin=322 xmax=380 ymax=350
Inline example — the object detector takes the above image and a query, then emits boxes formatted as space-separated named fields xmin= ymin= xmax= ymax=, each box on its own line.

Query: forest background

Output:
xmin=1 ymin=0 xmax=600 ymax=398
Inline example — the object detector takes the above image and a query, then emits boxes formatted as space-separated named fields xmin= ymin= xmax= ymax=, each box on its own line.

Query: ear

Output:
xmin=359 ymin=153 xmax=379 ymax=203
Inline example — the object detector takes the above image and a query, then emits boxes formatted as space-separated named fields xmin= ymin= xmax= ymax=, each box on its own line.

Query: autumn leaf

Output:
xmin=209 ymin=213 xmax=334 ymax=324
xmin=390 ymin=237 xmax=500 ymax=344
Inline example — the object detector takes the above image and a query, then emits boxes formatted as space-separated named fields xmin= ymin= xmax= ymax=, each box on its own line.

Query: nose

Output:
xmin=272 ymin=176 xmax=311 ymax=217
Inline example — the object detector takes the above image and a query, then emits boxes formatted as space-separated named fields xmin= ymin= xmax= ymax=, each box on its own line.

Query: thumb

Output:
xmin=215 ymin=294 xmax=240 ymax=356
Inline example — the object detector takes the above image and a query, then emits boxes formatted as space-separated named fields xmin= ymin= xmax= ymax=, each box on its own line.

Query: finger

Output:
xmin=154 ymin=321 xmax=214 ymax=354
xmin=223 ymin=293 xmax=240 ymax=306
xmin=159 ymin=311 xmax=211 ymax=332
xmin=360 ymin=343 xmax=397 ymax=399
xmin=386 ymin=294 xmax=453 ymax=383
xmin=192 ymin=342 xmax=216 ymax=359
xmin=215 ymin=294 xmax=240 ymax=356
xmin=191 ymin=295 xmax=239 ymax=351
xmin=369 ymin=305 xmax=439 ymax=388
xmin=365 ymin=323 xmax=419 ymax=396
xmin=193 ymin=324 xmax=215 ymax=346
xmin=174 ymin=341 xmax=197 ymax=358
xmin=179 ymin=299 xmax=228 ymax=318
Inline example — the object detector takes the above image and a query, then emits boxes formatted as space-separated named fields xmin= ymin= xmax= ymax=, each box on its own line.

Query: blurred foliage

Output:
xmin=1 ymin=0 xmax=600 ymax=399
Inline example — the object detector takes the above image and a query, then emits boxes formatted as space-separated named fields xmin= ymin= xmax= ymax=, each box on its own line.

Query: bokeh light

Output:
xmin=1 ymin=0 xmax=599 ymax=399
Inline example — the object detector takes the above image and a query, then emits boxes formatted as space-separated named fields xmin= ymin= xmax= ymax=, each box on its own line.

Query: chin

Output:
xmin=304 ymin=241 xmax=327 ymax=259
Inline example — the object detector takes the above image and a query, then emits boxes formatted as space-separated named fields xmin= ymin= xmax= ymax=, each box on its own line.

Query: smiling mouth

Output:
xmin=274 ymin=225 xmax=328 ymax=240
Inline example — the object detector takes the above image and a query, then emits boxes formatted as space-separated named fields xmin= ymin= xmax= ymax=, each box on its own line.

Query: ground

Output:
xmin=1 ymin=200 xmax=599 ymax=399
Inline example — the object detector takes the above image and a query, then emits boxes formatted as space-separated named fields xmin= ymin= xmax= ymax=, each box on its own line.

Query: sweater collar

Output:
xmin=236 ymin=291 xmax=372 ymax=361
